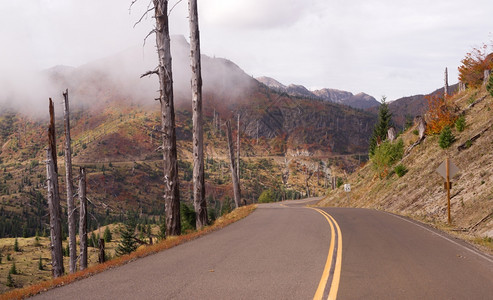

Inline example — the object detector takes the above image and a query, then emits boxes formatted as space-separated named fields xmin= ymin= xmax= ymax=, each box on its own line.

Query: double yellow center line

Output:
xmin=311 ymin=208 xmax=343 ymax=300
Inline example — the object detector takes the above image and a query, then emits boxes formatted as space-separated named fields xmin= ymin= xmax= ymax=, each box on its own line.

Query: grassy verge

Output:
xmin=0 ymin=204 xmax=256 ymax=300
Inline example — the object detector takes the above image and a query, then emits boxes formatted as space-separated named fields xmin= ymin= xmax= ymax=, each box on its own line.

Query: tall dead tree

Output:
xmin=46 ymin=98 xmax=64 ymax=278
xmin=189 ymin=0 xmax=207 ymax=229
xmin=444 ymin=67 xmax=449 ymax=97
xmin=154 ymin=0 xmax=181 ymax=235
xmin=63 ymin=89 xmax=76 ymax=273
xmin=237 ymin=114 xmax=240 ymax=181
xmin=226 ymin=120 xmax=241 ymax=208
xmin=78 ymin=167 xmax=88 ymax=270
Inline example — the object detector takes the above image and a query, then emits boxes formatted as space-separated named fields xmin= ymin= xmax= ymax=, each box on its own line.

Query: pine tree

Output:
xmin=103 ymin=226 xmax=112 ymax=243
xmin=9 ymin=262 xmax=17 ymax=275
xmin=14 ymin=238 xmax=20 ymax=252
xmin=38 ymin=256 xmax=44 ymax=270
xmin=6 ymin=273 xmax=14 ymax=287
xmin=115 ymin=214 xmax=138 ymax=256
xmin=369 ymin=96 xmax=392 ymax=156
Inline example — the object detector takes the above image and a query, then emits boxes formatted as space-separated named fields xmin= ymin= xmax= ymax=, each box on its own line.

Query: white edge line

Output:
xmin=385 ymin=211 xmax=493 ymax=264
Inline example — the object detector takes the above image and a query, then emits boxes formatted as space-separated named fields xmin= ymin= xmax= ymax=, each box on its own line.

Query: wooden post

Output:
xmin=63 ymin=89 xmax=77 ymax=273
xmin=446 ymin=157 xmax=451 ymax=225
xmin=154 ymin=0 xmax=181 ymax=236
xmin=189 ymin=0 xmax=208 ymax=229
xmin=98 ymin=239 xmax=105 ymax=264
xmin=46 ymin=98 xmax=64 ymax=278
xmin=226 ymin=120 xmax=241 ymax=208
xmin=78 ymin=167 xmax=88 ymax=270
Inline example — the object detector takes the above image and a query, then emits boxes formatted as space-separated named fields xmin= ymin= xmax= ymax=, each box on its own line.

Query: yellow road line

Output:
xmin=311 ymin=208 xmax=343 ymax=300
xmin=326 ymin=213 xmax=342 ymax=300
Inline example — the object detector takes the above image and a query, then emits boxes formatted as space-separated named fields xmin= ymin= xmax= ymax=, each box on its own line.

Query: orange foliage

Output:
xmin=0 ymin=205 xmax=257 ymax=300
xmin=458 ymin=43 xmax=493 ymax=88
xmin=425 ymin=94 xmax=457 ymax=135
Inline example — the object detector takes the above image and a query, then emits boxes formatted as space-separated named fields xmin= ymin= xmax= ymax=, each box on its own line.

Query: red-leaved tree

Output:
xmin=458 ymin=43 xmax=493 ymax=88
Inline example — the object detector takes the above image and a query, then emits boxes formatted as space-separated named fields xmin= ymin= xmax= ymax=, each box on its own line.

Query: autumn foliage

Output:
xmin=425 ymin=94 xmax=457 ymax=135
xmin=458 ymin=43 xmax=493 ymax=88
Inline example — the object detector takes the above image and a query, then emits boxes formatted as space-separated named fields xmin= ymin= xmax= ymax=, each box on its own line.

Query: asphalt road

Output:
xmin=33 ymin=200 xmax=493 ymax=299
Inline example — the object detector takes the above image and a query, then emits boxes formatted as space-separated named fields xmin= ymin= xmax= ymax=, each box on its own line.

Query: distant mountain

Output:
xmin=256 ymin=76 xmax=380 ymax=109
xmin=371 ymin=84 xmax=459 ymax=129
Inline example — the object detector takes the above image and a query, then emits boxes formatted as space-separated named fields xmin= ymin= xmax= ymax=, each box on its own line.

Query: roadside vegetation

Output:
xmin=320 ymin=43 xmax=493 ymax=254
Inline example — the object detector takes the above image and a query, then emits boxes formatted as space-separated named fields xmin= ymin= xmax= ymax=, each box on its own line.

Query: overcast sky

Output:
xmin=1 ymin=0 xmax=492 ymax=101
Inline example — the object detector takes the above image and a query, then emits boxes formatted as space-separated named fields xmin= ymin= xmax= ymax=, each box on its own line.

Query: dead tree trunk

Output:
xmin=154 ymin=0 xmax=181 ymax=236
xmin=98 ymin=239 xmax=105 ymax=264
xmin=444 ymin=67 xmax=449 ymax=97
xmin=226 ymin=120 xmax=241 ymax=208
xmin=63 ymin=89 xmax=76 ymax=273
xmin=78 ymin=167 xmax=88 ymax=270
xmin=189 ymin=0 xmax=207 ymax=229
xmin=46 ymin=98 xmax=64 ymax=278
xmin=237 ymin=114 xmax=240 ymax=181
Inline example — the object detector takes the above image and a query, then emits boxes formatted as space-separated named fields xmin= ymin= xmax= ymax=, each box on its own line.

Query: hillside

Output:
xmin=0 ymin=35 xmax=376 ymax=240
xmin=319 ymin=85 xmax=493 ymax=252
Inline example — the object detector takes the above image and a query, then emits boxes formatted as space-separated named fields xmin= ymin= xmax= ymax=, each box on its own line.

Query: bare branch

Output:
xmin=143 ymin=29 xmax=156 ymax=47
xmin=140 ymin=69 xmax=159 ymax=78
xmin=168 ymin=0 xmax=184 ymax=16
xmin=133 ymin=6 xmax=155 ymax=28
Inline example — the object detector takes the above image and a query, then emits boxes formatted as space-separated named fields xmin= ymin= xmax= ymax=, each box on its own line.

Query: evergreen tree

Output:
xmin=369 ymin=96 xmax=393 ymax=156
xmin=115 ymin=213 xmax=138 ymax=256
xmin=38 ymin=256 xmax=44 ymax=270
xmin=9 ymin=262 xmax=17 ymax=275
xmin=6 ymin=273 xmax=14 ymax=287
xmin=14 ymin=238 xmax=20 ymax=252
xmin=103 ymin=226 xmax=112 ymax=243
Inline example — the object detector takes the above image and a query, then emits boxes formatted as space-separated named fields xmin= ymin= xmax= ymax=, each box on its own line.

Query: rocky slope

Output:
xmin=256 ymin=76 xmax=380 ymax=109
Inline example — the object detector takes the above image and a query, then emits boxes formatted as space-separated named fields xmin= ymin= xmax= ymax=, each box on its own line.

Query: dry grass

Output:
xmin=0 ymin=205 xmax=256 ymax=300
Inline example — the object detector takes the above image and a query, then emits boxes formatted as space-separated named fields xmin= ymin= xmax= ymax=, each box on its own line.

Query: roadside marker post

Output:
xmin=435 ymin=158 xmax=459 ymax=225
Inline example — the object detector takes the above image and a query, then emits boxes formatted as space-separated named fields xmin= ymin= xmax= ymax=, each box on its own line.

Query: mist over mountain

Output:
xmin=256 ymin=76 xmax=380 ymax=110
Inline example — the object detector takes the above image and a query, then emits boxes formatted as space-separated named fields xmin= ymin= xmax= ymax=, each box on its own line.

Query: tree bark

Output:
xmin=63 ymin=89 xmax=77 ymax=274
xmin=154 ymin=0 xmax=181 ymax=236
xmin=78 ymin=167 xmax=88 ymax=270
xmin=226 ymin=120 xmax=241 ymax=208
xmin=189 ymin=0 xmax=207 ymax=229
xmin=46 ymin=98 xmax=64 ymax=278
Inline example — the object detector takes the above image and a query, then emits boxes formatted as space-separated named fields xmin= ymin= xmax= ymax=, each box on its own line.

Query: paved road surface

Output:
xmin=34 ymin=199 xmax=493 ymax=299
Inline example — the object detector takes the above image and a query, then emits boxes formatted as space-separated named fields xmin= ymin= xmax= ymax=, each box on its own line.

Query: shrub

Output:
xmin=371 ymin=139 xmax=404 ymax=176
xmin=258 ymin=189 xmax=275 ymax=203
xmin=455 ymin=115 xmax=466 ymax=132
xmin=336 ymin=177 xmax=344 ymax=188
xmin=103 ymin=226 xmax=112 ymax=243
xmin=394 ymin=164 xmax=408 ymax=177
xmin=425 ymin=94 xmax=457 ymax=135
xmin=439 ymin=126 xmax=455 ymax=149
